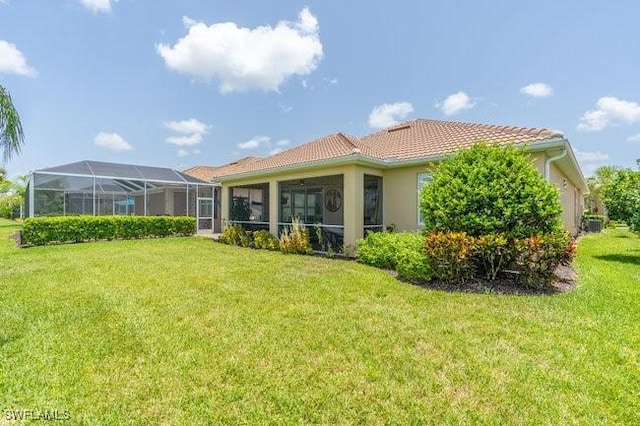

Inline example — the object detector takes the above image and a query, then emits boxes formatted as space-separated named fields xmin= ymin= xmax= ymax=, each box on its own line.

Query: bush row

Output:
xmin=424 ymin=230 xmax=575 ymax=287
xmin=356 ymin=230 xmax=576 ymax=288
xmin=21 ymin=215 xmax=196 ymax=246
xmin=219 ymin=225 xmax=282 ymax=251
xmin=356 ymin=232 xmax=431 ymax=282
xmin=219 ymin=220 xmax=313 ymax=255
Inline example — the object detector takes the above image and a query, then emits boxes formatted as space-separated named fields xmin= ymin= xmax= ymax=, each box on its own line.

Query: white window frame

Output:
xmin=417 ymin=172 xmax=432 ymax=225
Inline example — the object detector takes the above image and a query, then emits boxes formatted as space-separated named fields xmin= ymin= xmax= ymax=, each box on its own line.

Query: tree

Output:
xmin=585 ymin=165 xmax=619 ymax=214
xmin=420 ymin=143 xmax=563 ymax=238
xmin=0 ymin=85 xmax=25 ymax=164
xmin=603 ymin=168 xmax=640 ymax=231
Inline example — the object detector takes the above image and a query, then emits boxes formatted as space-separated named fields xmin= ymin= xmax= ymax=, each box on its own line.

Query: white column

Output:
xmin=28 ymin=174 xmax=35 ymax=217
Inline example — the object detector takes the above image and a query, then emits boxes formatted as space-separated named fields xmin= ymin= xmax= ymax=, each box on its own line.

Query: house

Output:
xmin=186 ymin=119 xmax=588 ymax=249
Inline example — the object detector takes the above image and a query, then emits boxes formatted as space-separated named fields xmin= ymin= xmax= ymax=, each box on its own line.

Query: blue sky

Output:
xmin=1 ymin=0 xmax=639 ymax=178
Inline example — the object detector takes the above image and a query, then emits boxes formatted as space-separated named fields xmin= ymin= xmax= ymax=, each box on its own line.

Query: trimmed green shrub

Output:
xmin=423 ymin=231 xmax=475 ymax=284
xmin=21 ymin=215 xmax=195 ymax=246
xmin=473 ymin=233 xmax=511 ymax=281
xmin=253 ymin=229 xmax=280 ymax=251
xmin=279 ymin=219 xmax=312 ymax=255
xmin=356 ymin=232 xmax=424 ymax=269
xmin=395 ymin=247 xmax=431 ymax=282
xmin=420 ymin=143 xmax=563 ymax=239
xmin=219 ymin=224 xmax=251 ymax=247
xmin=511 ymin=231 xmax=574 ymax=288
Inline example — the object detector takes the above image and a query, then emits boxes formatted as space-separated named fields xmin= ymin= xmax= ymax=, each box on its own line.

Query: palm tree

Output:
xmin=586 ymin=165 xmax=619 ymax=214
xmin=0 ymin=85 xmax=25 ymax=164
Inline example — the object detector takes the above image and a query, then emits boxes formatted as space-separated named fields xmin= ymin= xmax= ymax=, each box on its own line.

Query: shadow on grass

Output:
xmin=594 ymin=254 xmax=640 ymax=266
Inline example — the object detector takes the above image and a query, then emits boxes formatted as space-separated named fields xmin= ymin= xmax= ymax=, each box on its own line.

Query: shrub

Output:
xmin=0 ymin=194 xmax=22 ymax=219
xmin=511 ymin=231 xmax=574 ymax=288
xmin=356 ymin=232 xmax=424 ymax=269
xmin=423 ymin=231 xmax=475 ymax=284
xmin=420 ymin=143 xmax=563 ymax=239
xmin=473 ymin=233 xmax=511 ymax=281
xmin=279 ymin=219 xmax=312 ymax=255
xmin=21 ymin=215 xmax=196 ymax=246
xmin=396 ymin=247 xmax=431 ymax=282
xmin=219 ymin=224 xmax=251 ymax=247
xmin=253 ymin=229 xmax=280 ymax=251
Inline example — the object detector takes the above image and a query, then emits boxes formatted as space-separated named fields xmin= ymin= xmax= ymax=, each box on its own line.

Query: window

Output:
xmin=364 ymin=174 xmax=383 ymax=235
xmin=417 ymin=172 xmax=432 ymax=225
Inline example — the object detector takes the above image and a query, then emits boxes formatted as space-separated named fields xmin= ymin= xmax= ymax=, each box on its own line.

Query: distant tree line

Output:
xmin=587 ymin=162 xmax=640 ymax=232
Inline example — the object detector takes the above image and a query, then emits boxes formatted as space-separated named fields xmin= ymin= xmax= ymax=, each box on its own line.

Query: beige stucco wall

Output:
xmin=531 ymin=151 xmax=584 ymax=235
xmin=548 ymin=162 xmax=583 ymax=235
xmin=383 ymin=165 xmax=430 ymax=232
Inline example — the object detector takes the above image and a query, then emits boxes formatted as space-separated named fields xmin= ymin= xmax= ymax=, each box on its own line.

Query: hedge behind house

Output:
xmin=21 ymin=215 xmax=196 ymax=246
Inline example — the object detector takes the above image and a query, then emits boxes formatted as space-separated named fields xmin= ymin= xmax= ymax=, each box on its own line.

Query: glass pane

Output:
xmin=364 ymin=175 xmax=383 ymax=226
xmin=417 ymin=173 xmax=432 ymax=224
xmin=199 ymin=199 xmax=213 ymax=217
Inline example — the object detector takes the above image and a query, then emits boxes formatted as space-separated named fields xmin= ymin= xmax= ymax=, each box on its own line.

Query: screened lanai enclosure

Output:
xmin=26 ymin=161 xmax=220 ymax=233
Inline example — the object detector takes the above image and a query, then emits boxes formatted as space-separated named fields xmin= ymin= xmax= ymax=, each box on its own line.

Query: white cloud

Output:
xmin=164 ymin=118 xmax=210 ymax=135
xmin=164 ymin=118 xmax=210 ymax=152
xmin=577 ymin=97 xmax=640 ymax=132
xmin=276 ymin=139 xmax=290 ymax=147
xmin=575 ymin=149 xmax=609 ymax=162
xmin=238 ymin=136 xmax=270 ymax=150
xmin=166 ymin=133 xmax=203 ymax=146
xmin=368 ymin=102 xmax=414 ymax=129
xmin=436 ymin=91 xmax=476 ymax=116
xmin=156 ymin=7 xmax=323 ymax=93
xmin=182 ymin=16 xmax=197 ymax=28
xmin=81 ymin=0 xmax=117 ymax=14
xmin=269 ymin=148 xmax=284 ymax=156
xmin=323 ymin=77 xmax=338 ymax=85
xmin=520 ymin=82 xmax=553 ymax=98
xmin=279 ymin=103 xmax=293 ymax=113
xmin=0 ymin=40 xmax=37 ymax=77
xmin=94 ymin=132 xmax=133 ymax=152
xmin=627 ymin=134 xmax=640 ymax=142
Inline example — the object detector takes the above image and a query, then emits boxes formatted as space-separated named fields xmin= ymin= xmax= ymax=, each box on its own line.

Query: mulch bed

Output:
xmin=395 ymin=264 xmax=578 ymax=296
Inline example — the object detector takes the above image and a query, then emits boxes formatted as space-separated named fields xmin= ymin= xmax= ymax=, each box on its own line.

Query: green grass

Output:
xmin=1 ymin=223 xmax=638 ymax=424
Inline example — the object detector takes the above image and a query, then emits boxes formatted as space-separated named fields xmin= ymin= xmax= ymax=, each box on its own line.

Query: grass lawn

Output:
xmin=1 ymin=222 xmax=638 ymax=424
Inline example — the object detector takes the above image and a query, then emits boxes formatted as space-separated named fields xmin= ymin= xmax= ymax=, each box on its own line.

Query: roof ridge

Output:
xmin=336 ymin=132 xmax=362 ymax=150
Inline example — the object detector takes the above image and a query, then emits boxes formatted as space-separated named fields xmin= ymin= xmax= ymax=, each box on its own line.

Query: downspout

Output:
xmin=544 ymin=148 xmax=567 ymax=182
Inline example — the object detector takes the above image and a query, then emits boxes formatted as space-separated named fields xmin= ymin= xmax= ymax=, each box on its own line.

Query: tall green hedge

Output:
xmin=21 ymin=215 xmax=196 ymax=246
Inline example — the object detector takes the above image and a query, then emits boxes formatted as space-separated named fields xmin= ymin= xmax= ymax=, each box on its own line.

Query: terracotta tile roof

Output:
xmin=360 ymin=119 xmax=563 ymax=160
xmin=202 ymin=119 xmax=564 ymax=179
xmin=220 ymin=132 xmax=380 ymax=175
xmin=183 ymin=156 xmax=262 ymax=181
